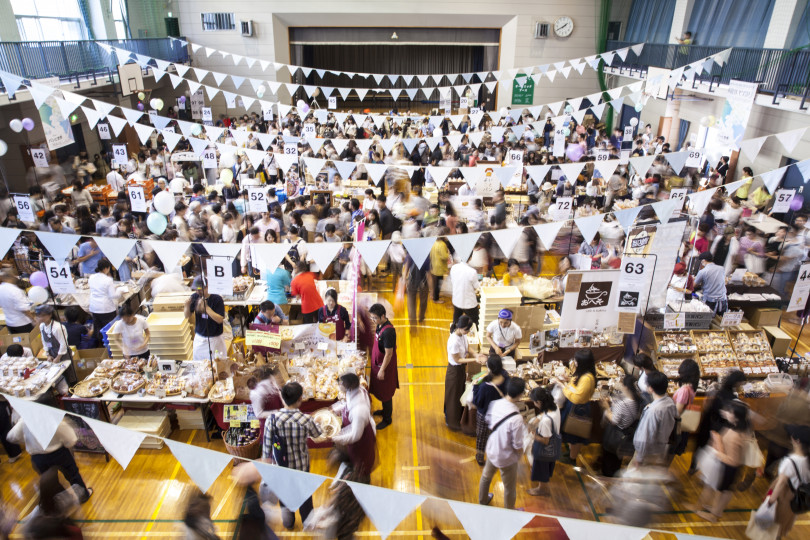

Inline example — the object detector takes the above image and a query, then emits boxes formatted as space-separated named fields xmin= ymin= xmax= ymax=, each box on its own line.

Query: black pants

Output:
xmin=31 ymin=447 xmax=88 ymax=495
xmin=452 ymin=305 xmax=480 ymax=328
xmin=0 ymin=403 xmax=21 ymax=459
xmin=601 ymin=449 xmax=624 ymax=477
xmin=281 ymin=495 xmax=313 ymax=529
xmin=432 ymin=275 xmax=443 ymax=301
xmin=7 ymin=323 xmax=34 ymax=334
xmin=91 ymin=311 xmax=117 ymax=343
xmin=381 ymin=400 xmax=393 ymax=423
xmin=302 ymin=311 xmax=317 ymax=324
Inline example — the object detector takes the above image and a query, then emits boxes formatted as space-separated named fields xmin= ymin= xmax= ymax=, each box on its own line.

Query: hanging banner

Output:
xmin=772 ymin=189 xmax=796 ymax=214
xmin=206 ymin=257 xmax=233 ymax=296
xmin=190 ymin=88 xmax=205 ymax=119
xmin=45 ymin=260 xmax=76 ymax=294
xmin=38 ymin=95 xmax=75 ymax=151
xmin=625 ymin=221 xmax=687 ymax=310
xmin=788 ymin=262 xmax=810 ymax=312
xmin=247 ymin=186 xmax=269 ymax=214
xmin=512 ymin=77 xmax=534 ymax=105
xmin=715 ymin=80 xmax=759 ymax=150
xmin=559 ymin=269 xmax=620 ymax=332
xmin=474 ymin=165 xmax=501 ymax=198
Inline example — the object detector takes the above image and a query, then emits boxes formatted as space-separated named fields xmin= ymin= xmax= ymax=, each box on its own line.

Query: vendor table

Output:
xmin=53 ymin=283 xmax=143 ymax=313
xmin=534 ymin=345 xmax=625 ymax=364
xmin=743 ymin=214 xmax=785 ymax=236
xmin=725 ymin=284 xmax=784 ymax=310
xmin=0 ymin=360 xmax=71 ymax=402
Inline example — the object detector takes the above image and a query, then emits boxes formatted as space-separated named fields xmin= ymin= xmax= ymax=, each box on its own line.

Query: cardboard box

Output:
xmin=70 ymin=347 xmax=110 ymax=380
xmin=0 ymin=327 xmax=42 ymax=355
xmin=763 ymin=326 xmax=792 ymax=357
xmin=746 ymin=308 xmax=782 ymax=328
xmin=512 ymin=305 xmax=546 ymax=335
xmin=151 ymin=294 xmax=192 ymax=312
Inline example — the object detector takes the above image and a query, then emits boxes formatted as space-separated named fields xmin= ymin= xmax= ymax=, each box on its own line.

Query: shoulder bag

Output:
xmin=533 ymin=414 xmax=562 ymax=462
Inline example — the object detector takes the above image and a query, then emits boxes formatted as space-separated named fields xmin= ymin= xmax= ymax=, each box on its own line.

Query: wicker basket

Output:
xmin=223 ymin=431 xmax=261 ymax=461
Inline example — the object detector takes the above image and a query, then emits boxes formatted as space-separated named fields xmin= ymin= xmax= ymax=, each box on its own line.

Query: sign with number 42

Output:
xmin=31 ymin=148 xmax=49 ymax=168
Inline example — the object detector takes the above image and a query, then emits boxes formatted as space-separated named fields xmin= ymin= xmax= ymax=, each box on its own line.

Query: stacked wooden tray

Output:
xmin=479 ymin=286 xmax=522 ymax=343
xmin=116 ymin=410 xmax=170 ymax=449
xmin=175 ymin=408 xmax=206 ymax=430
xmin=146 ymin=312 xmax=193 ymax=361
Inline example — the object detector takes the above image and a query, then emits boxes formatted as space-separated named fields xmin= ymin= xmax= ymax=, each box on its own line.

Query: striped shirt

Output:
xmin=610 ymin=396 xmax=639 ymax=430
xmin=262 ymin=409 xmax=322 ymax=471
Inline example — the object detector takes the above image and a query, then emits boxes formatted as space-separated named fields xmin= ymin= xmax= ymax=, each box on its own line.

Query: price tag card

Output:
xmin=788 ymin=262 xmax=810 ymax=312
xmin=284 ymin=143 xmax=299 ymax=156
xmin=112 ymin=144 xmax=128 ymax=166
xmin=551 ymin=197 xmax=573 ymax=222
xmin=13 ymin=195 xmax=35 ymax=222
xmin=206 ymin=257 xmax=233 ymax=296
xmin=670 ymin=188 xmax=688 ymax=209
xmin=303 ymin=124 xmax=316 ymax=137
xmin=317 ymin=342 xmax=330 ymax=351
xmin=201 ymin=107 xmax=213 ymax=122
xmin=508 ymin=149 xmax=523 ymax=164
xmin=327 ymin=96 xmax=337 ymax=109
xmin=245 ymin=330 xmax=281 ymax=349
xmin=247 ymin=186 xmax=268 ymax=214
xmin=264 ymin=108 xmax=273 ymax=120
xmin=772 ymin=189 xmax=795 ymax=214
xmin=127 ymin=186 xmax=147 ymax=212
xmin=202 ymin=148 xmax=218 ymax=169
xmin=294 ymin=342 xmax=306 ymax=351
xmin=553 ymin=129 xmax=566 ymax=157
xmin=565 ymin=272 xmax=583 ymax=293
xmin=250 ymin=419 xmax=260 ymax=428
xmin=685 ymin=148 xmax=704 ymax=168
xmin=97 ymin=123 xmax=111 ymax=139
xmin=595 ymin=150 xmax=610 ymax=162
xmin=459 ymin=97 xmax=469 ymax=109
xmin=230 ymin=419 xmax=241 ymax=428
xmin=617 ymin=312 xmax=637 ymax=334
xmin=30 ymin=148 xmax=49 ymax=168
xmin=44 ymin=260 xmax=76 ymax=294
xmin=721 ymin=311 xmax=744 ymax=327
xmin=155 ymin=388 xmax=167 ymax=399
xmin=664 ymin=312 xmax=685 ymax=329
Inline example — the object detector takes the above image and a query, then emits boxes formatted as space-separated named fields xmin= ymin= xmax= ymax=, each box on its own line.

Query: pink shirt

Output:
xmin=673 ymin=385 xmax=695 ymax=406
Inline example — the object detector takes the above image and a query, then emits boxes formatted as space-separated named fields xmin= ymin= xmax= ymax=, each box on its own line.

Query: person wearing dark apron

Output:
xmin=34 ymin=305 xmax=74 ymax=393
xmin=317 ymin=289 xmax=352 ymax=342
xmin=331 ymin=372 xmax=376 ymax=481
xmin=368 ymin=303 xmax=398 ymax=430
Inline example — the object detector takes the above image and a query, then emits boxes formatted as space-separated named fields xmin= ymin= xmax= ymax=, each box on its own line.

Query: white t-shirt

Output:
xmin=486 ymin=320 xmax=522 ymax=349
xmin=537 ymin=409 xmax=562 ymax=438
xmin=112 ymin=315 xmax=150 ymax=356
xmin=88 ymin=272 xmax=121 ymax=314
xmin=446 ymin=332 xmax=468 ymax=366
xmin=170 ymin=177 xmax=189 ymax=195
xmin=0 ymin=283 xmax=33 ymax=327
xmin=779 ymin=454 xmax=810 ymax=490
xmin=450 ymin=261 xmax=479 ymax=309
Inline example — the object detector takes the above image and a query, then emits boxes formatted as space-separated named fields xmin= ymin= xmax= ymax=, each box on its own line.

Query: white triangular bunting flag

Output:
xmin=151 ymin=114 xmax=172 ymax=131
xmin=355 ymin=139 xmax=373 ymax=154
xmin=560 ymin=66 xmax=572 ymax=78
xmin=468 ymin=131 xmax=486 ymax=147
xmin=558 ymin=162 xmax=584 ymax=182
xmin=4 ymin=395 xmax=66 ymax=449
xmin=405 ymin=88 xmax=419 ymax=100
xmin=629 ymin=154 xmax=656 ymax=176
xmin=107 ymin=115 xmax=128 ymax=136
xmin=775 ymin=127 xmax=806 ymax=153
xmin=365 ymin=163 xmax=388 ymax=186
xmin=306 ymin=138 xmax=325 ymax=155
xmin=243 ymin=148 xmax=267 ymax=169
xmin=274 ymin=154 xmax=299 ymax=175
xmin=122 ymin=108 xmax=144 ymax=126
xmin=203 ymin=243 xmax=242 ymax=259
xmin=80 ymin=106 xmax=103 ymax=129
xmin=525 ymin=165 xmax=551 ymax=185
xmin=547 ymin=101 xmax=564 ymax=116
xmin=165 ymin=439 xmax=231 ymax=493
xmin=356 ymin=88 xmax=369 ymax=101
xmin=389 ymin=88 xmax=402 ymax=101
xmin=251 ymin=244 xmax=291 ymax=273
xmin=795 ymin=159 xmax=810 ymax=183
xmin=558 ymin=517 xmax=649 ymax=540
xmin=493 ymin=166 xmax=519 ymax=188
xmin=723 ymin=179 xmax=748 ymax=196
xmin=255 ymin=462 xmax=326 ymax=511
xmin=447 ymin=233 xmax=481 ymax=263
xmin=149 ymin=240 xmax=191 ymax=271
xmin=460 ymin=167 xmax=484 ymax=188
xmin=403 ymin=237 xmax=436 ymax=268
xmin=594 ymin=159 xmax=620 ymax=181
xmin=193 ymin=67 xmax=209 ymax=82
xmin=0 ymin=228 xmax=19 ymax=257
xmin=534 ymin=221 xmax=565 ymax=250
xmin=379 ymin=138 xmax=397 ymax=156
xmin=188 ymin=137 xmax=210 ymax=157
xmin=760 ymin=166 xmax=789 ymax=193
xmin=448 ymin=500 xmax=533 ymax=540
xmin=27 ymin=83 xmax=54 ymax=109
xmin=664 ymin=151 xmax=689 ymax=175
xmin=205 ymin=85 xmax=220 ymax=100
xmin=57 ymin=98 xmax=80 ymax=121
xmin=652 ymin=199 xmax=680 ymax=225
xmin=347 ymin=481 xmax=426 ymax=540
xmin=489 ymin=228 xmax=521 ymax=258
xmin=337 ymin=87 xmax=352 ymax=100
xmin=0 ymin=71 xmax=25 ymax=99
xmin=133 ymin=123 xmax=155 ymax=144
xmin=631 ymin=43 xmax=644 ymax=55
xmin=355 ymin=240 xmax=391 ymax=271
xmin=688 ymin=187 xmax=719 ymax=216
xmin=176 ymin=120 xmax=196 ymax=139
xmin=85 ymin=417 xmax=145 ymax=470
xmin=36 ymin=232 xmax=79 ymax=266
xmin=740 ymin=136 xmax=768 ymax=161
xmin=614 ymin=206 xmax=643 ymax=232
xmin=445 ymin=134 xmax=463 ymax=150
xmin=334 ymin=161 xmax=357 ymax=180
xmin=572 ymin=108 xmax=587 ymax=125
xmin=94 ymin=237 xmax=137 ymax=269
xmin=331 ymin=138 xmax=350 ymax=155
xmin=306 ymin=242 xmax=342 ymax=272
xmin=574 ymin=213 xmax=605 ymax=244
xmin=427 ymin=166 xmax=452 ymax=188
xmin=304 ymin=157 xmax=327 ymax=175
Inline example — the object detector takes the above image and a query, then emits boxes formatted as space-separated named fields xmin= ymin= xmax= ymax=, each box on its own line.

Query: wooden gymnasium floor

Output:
xmin=2 ymin=291 xmax=810 ymax=539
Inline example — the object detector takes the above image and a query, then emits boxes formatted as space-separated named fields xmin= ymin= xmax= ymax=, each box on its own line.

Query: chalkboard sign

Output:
xmin=60 ymin=398 xmax=109 ymax=460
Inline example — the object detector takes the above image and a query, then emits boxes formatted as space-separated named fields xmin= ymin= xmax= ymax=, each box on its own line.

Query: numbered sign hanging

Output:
xmin=247 ymin=186 xmax=268 ymax=214
xmin=202 ymin=148 xmax=218 ymax=169
xmin=772 ymin=189 xmax=796 ymax=214
xmin=45 ymin=260 xmax=76 ymax=294
xmin=128 ymin=186 xmax=147 ymax=212
xmin=284 ymin=143 xmax=299 ymax=156
xmin=327 ymin=96 xmax=337 ymax=109
xmin=13 ymin=195 xmax=35 ymax=222
xmin=669 ymin=188 xmax=688 ymax=210
xmin=30 ymin=148 xmax=49 ymax=168
xmin=206 ymin=257 xmax=233 ymax=296
xmin=112 ymin=144 xmax=128 ymax=166
xmin=97 ymin=123 xmax=111 ymax=139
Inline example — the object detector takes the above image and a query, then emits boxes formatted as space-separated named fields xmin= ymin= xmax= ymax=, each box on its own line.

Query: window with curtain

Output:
xmin=625 ymin=0 xmax=676 ymax=43
xmin=11 ymin=0 xmax=87 ymax=41
xmin=112 ymin=0 xmax=129 ymax=40
xmin=686 ymin=0 xmax=776 ymax=48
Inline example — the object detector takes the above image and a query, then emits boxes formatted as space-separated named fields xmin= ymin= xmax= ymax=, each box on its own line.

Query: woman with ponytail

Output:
xmin=444 ymin=315 xmax=485 ymax=431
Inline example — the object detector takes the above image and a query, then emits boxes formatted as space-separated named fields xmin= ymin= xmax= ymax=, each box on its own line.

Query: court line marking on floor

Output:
xmin=574 ymin=468 xmax=600 ymax=522
xmin=662 ymin=484 xmax=694 ymax=536
xmin=213 ymin=478 xmax=238 ymax=519
xmin=401 ymin=465 xmax=430 ymax=471
xmin=405 ymin=320 xmax=424 ymax=540
xmin=141 ymin=430 xmax=196 ymax=540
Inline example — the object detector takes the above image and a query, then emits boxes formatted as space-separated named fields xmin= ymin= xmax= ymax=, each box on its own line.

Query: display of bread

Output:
xmin=72 ymin=377 xmax=111 ymax=398
xmin=657 ymin=333 xmax=697 ymax=354
xmin=232 ymin=276 xmax=253 ymax=294
xmin=311 ymin=408 xmax=341 ymax=441
xmin=209 ymin=379 xmax=236 ymax=402
xmin=111 ymin=371 xmax=145 ymax=394
xmin=146 ymin=374 xmax=184 ymax=396
xmin=695 ymin=332 xmax=732 ymax=353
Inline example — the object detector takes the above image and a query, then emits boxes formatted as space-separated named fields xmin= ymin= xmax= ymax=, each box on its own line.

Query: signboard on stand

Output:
xmin=559 ymin=269 xmax=620 ymax=332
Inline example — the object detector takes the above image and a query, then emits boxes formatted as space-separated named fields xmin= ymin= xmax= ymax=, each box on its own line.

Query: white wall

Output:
xmin=174 ymin=0 xmax=602 ymax=109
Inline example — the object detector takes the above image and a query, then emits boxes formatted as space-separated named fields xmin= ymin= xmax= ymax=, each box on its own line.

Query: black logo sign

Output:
xmin=577 ymin=281 xmax=612 ymax=309
xmin=618 ymin=291 xmax=640 ymax=308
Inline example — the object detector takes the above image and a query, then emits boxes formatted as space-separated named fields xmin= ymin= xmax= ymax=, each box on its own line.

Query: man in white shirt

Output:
xmin=485 ymin=309 xmax=522 ymax=359
xmin=170 ymin=173 xmax=190 ymax=197
xmin=106 ymin=166 xmax=126 ymax=192
xmin=241 ymin=226 xmax=263 ymax=275
xmin=145 ymin=149 xmax=165 ymax=179
xmin=0 ymin=271 xmax=34 ymax=333
xmin=449 ymin=259 xmax=480 ymax=327
xmin=256 ymin=212 xmax=280 ymax=237
xmin=478 ymin=377 xmax=527 ymax=509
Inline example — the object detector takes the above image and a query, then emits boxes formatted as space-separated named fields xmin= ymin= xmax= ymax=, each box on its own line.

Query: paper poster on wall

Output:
xmin=559 ymin=269 xmax=620 ymax=332
xmin=38 ymin=96 xmax=75 ymax=151
xmin=715 ymin=80 xmax=759 ymax=150
xmin=474 ymin=165 xmax=500 ymax=198
xmin=191 ymin=88 xmax=205 ymax=119
xmin=512 ymin=77 xmax=534 ymax=105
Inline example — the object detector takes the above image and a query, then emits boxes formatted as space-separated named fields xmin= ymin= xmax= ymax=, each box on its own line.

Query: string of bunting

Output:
xmin=0 ymin=393 xmax=709 ymax=540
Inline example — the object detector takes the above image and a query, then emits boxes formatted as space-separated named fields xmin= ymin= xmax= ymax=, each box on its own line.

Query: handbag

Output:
xmin=562 ymin=403 xmax=592 ymax=440
xmin=680 ymin=404 xmax=702 ymax=433
xmin=460 ymin=406 xmax=477 ymax=437
xmin=743 ymin=436 xmax=765 ymax=468
xmin=533 ymin=414 xmax=562 ymax=462
xmin=746 ymin=509 xmax=780 ymax=540
xmin=602 ymin=420 xmax=637 ymax=457
xmin=697 ymin=446 xmax=723 ymax=490
xmin=745 ymin=253 xmax=766 ymax=274
xmin=753 ymin=497 xmax=777 ymax=528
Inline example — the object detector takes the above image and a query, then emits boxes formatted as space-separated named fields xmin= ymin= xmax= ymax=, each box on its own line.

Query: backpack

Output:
xmin=788 ymin=458 xmax=810 ymax=514
xmin=269 ymin=414 xmax=288 ymax=467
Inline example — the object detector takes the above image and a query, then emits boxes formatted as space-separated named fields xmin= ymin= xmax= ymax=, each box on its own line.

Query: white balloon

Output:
xmin=219 ymin=153 xmax=236 ymax=169
xmin=629 ymin=117 xmax=639 ymax=127
xmin=0 ymin=140 xmax=7 ymax=156
xmin=153 ymin=190 xmax=175 ymax=215
xmin=432 ymin=127 xmax=443 ymax=138
xmin=9 ymin=119 xmax=23 ymax=133
xmin=296 ymin=100 xmax=307 ymax=110
xmin=28 ymin=286 xmax=49 ymax=305
xmin=499 ymin=107 xmax=509 ymax=117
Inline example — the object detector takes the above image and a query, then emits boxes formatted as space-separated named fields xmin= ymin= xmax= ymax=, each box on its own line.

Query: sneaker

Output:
xmin=526 ymin=487 xmax=547 ymax=496
xmin=482 ymin=493 xmax=494 ymax=506
xmin=7 ymin=454 xmax=21 ymax=464
xmin=376 ymin=420 xmax=392 ymax=430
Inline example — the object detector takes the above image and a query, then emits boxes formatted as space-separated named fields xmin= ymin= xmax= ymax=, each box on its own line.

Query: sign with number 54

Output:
xmin=44 ymin=260 xmax=76 ymax=294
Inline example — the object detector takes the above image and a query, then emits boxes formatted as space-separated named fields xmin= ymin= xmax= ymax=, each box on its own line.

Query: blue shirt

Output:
xmin=77 ymin=242 xmax=103 ymax=276
xmin=694 ymin=263 xmax=727 ymax=301
xmin=264 ymin=267 xmax=291 ymax=306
